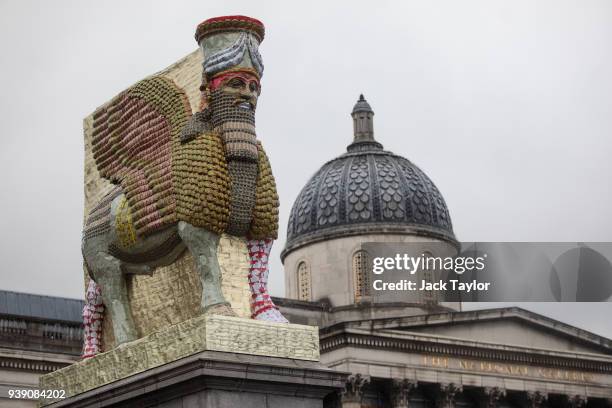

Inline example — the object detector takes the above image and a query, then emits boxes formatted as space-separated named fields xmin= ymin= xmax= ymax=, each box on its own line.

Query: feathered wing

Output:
xmin=91 ymin=76 xmax=192 ymax=237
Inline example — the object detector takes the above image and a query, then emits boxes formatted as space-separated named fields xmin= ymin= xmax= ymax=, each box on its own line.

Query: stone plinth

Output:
xmin=39 ymin=315 xmax=322 ymax=405
xmin=38 ymin=350 xmax=346 ymax=408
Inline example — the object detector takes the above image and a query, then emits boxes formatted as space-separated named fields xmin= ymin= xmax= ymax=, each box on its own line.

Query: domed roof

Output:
xmin=282 ymin=95 xmax=455 ymax=259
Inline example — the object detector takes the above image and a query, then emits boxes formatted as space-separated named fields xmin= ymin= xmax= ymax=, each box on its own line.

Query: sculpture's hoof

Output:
xmin=253 ymin=307 xmax=289 ymax=323
xmin=204 ymin=303 xmax=237 ymax=317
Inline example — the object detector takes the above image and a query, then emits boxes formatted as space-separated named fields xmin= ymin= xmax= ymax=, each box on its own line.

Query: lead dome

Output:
xmin=282 ymin=95 xmax=456 ymax=259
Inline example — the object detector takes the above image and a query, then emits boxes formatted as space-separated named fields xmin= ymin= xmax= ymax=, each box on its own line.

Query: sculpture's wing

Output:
xmin=91 ymin=76 xmax=192 ymax=236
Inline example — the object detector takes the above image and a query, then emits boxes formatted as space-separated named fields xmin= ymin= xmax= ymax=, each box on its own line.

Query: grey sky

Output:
xmin=0 ymin=1 xmax=611 ymax=337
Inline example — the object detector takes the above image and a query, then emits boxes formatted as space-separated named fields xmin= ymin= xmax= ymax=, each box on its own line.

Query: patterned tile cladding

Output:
xmin=286 ymin=147 xmax=454 ymax=249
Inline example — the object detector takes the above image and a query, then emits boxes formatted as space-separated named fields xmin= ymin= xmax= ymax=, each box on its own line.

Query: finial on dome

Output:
xmin=348 ymin=94 xmax=382 ymax=152
xmin=352 ymin=94 xmax=372 ymax=115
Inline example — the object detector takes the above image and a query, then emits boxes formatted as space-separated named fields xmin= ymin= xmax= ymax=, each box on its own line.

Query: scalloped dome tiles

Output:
xmin=283 ymin=95 xmax=455 ymax=256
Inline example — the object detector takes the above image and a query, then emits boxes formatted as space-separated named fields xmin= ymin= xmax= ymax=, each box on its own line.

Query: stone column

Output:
xmin=526 ymin=391 xmax=548 ymax=408
xmin=390 ymin=378 xmax=417 ymax=408
xmin=341 ymin=373 xmax=370 ymax=408
xmin=436 ymin=383 xmax=463 ymax=408
xmin=478 ymin=386 xmax=506 ymax=408
xmin=565 ymin=395 xmax=587 ymax=408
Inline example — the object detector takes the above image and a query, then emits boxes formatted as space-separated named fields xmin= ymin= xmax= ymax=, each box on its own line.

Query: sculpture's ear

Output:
xmin=180 ymin=109 xmax=212 ymax=143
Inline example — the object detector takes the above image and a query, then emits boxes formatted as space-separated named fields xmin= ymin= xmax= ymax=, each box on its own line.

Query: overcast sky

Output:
xmin=0 ymin=1 xmax=611 ymax=337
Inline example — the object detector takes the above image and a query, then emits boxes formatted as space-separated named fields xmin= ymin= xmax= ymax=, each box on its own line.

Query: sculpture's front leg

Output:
xmin=247 ymin=239 xmax=289 ymax=323
xmin=82 ymin=279 xmax=104 ymax=358
xmin=178 ymin=221 xmax=236 ymax=316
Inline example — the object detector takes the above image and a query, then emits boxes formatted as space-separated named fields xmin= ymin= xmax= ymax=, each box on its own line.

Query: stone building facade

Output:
xmin=277 ymin=96 xmax=612 ymax=407
xmin=0 ymin=291 xmax=82 ymax=407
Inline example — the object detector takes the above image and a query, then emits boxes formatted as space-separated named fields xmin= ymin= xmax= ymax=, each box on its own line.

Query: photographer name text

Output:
xmin=372 ymin=279 xmax=490 ymax=292
xmin=371 ymin=253 xmax=491 ymax=293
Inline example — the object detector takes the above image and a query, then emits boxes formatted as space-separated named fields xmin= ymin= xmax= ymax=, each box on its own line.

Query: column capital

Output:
xmin=526 ymin=391 xmax=548 ymax=408
xmin=566 ymin=394 xmax=587 ymax=408
xmin=342 ymin=373 xmax=371 ymax=404
xmin=436 ymin=382 xmax=463 ymax=408
xmin=390 ymin=378 xmax=417 ymax=408
xmin=479 ymin=386 xmax=506 ymax=408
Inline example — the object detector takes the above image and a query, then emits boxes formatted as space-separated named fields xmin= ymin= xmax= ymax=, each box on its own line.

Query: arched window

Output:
xmin=353 ymin=250 xmax=371 ymax=302
xmin=297 ymin=261 xmax=311 ymax=301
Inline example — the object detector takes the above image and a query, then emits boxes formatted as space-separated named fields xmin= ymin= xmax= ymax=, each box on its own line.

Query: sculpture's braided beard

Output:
xmin=210 ymin=89 xmax=259 ymax=161
xmin=209 ymin=88 xmax=259 ymax=236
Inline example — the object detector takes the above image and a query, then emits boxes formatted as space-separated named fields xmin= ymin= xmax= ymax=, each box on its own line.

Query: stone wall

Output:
xmin=0 ymin=316 xmax=80 ymax=407
xmin=283 ymin=233 xmax=458 ymax=308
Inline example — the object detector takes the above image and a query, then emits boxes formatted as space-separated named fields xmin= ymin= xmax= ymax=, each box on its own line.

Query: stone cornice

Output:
xmin=0 ymin=355 xmax=74 ymax=373
xmin=320 ymin=328 xmax=612 ymax=373
xmin=272 ymin=297 xmax=456 ymax=314
xmin=323 ymin=307 xmax=612 ymax=354
xmin=0 ymin=347 xmax=78 ymax=373
xmin=281 ymin=223 xmax=459 ymax=261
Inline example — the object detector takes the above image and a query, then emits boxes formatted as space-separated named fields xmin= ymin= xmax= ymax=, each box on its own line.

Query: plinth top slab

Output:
xmin=39 ymin=315 xmax=319 ymax=405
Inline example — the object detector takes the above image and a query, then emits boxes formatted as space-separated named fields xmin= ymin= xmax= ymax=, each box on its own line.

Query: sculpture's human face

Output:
xmin=210 ymin=71 xmax=260 ymax=112
xmin=207 ymin=70 xmax=261 ymax=160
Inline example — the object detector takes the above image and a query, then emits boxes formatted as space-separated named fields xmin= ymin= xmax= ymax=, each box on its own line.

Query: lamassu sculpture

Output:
xmin=81 ymin=16 xmax=288 ymax=357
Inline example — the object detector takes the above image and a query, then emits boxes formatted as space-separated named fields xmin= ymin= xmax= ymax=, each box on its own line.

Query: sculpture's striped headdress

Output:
xmin=195 ymin=15 xmax=265 ymax=80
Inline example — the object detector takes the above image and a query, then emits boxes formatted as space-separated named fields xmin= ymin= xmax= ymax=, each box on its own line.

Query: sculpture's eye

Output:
xmin=249 ymin=81 xmax=259 ymax=93
xmin=227 ymin=78 xmax=246 ymax=89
